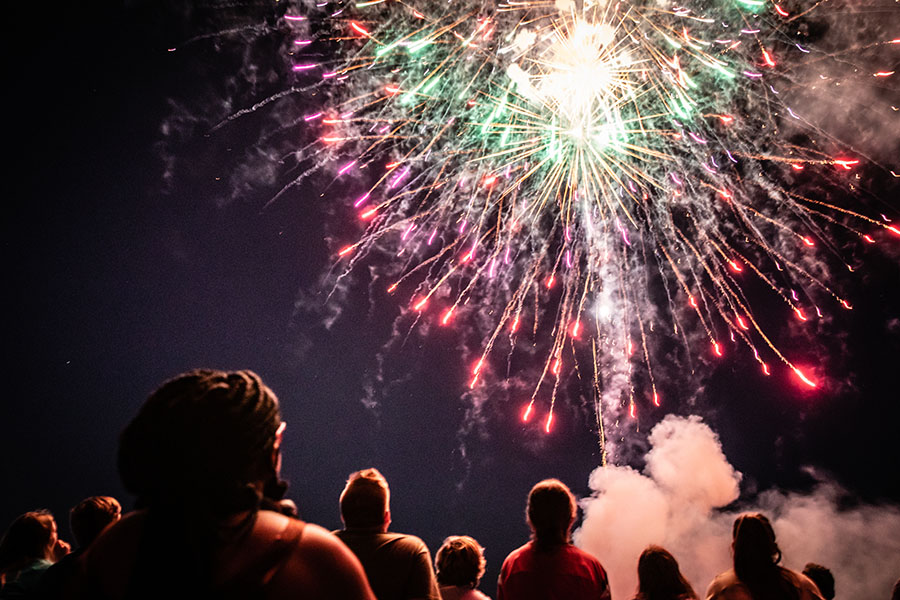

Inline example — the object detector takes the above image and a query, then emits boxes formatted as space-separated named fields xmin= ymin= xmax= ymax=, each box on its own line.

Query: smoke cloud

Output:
xmin=574 ymin=415 xmax=900 ymax=600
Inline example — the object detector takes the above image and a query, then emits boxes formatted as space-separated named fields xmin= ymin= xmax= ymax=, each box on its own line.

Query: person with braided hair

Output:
xmin=79 ymin=369 xmax=375 ymax=600
xmin=705 ymin=513 xmax=823 ymax=600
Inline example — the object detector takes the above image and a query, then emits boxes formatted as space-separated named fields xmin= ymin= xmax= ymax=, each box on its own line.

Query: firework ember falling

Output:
xmin=224 ymin=0 xmax=899 ymax=455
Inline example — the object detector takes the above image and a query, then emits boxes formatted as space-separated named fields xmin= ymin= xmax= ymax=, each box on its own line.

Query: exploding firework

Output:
xmin=192 ymin=0 xmax=898 ymax=452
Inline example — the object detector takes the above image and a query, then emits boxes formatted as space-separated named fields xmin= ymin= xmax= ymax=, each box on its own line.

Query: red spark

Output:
xmin=338 ymin=245 xmax=355 ymax=257
xmin=523 ymin=404 xmax=533 ymax=422
xmin=350 ymin=21 xmax=369 ymax=36
xmin=834 ymin=158 xmax=859 ymax=170
xmin=774 ymin=4 xmax=789 ymax=16
xmin=571 ymin=321 xmax=581 ymax=337
xmin=761 ymin=48 xmax=776 ymax=67
xmin=712 ymin=341 xmax=723 ymax=357
xmin=441 ymin=308 xmax=454 ymax=325
xmin=792 ymin=366 xmax=817 ymax=388
xmin=413 ymin=298 xmax=428 ymax=311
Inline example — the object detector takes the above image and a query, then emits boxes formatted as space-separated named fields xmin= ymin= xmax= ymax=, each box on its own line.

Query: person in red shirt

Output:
xmin=498 ymin=479 xmax=612 ymax=600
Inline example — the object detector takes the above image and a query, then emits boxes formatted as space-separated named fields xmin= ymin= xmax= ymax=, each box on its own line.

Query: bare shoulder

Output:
xmin=267 ymin=521 xmax=375 ymax=600
xmin=81 ymin=511 xmax=147 ymax=598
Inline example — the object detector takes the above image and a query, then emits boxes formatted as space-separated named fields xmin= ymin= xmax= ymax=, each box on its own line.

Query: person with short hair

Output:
xmin=80 ymin=369 xmax=375 ymax=600
xmin=435 ymin=535 xmax=491 ymax=600
xmin=705 ymin=513 xmax=823 ymax=600
xmin=497 ymin=479 xmax=611 ymax=600
xmin=0 ymin=510 xmax=70 ymax=597
xmin=801 ymin=563 xmax=834 ymax=600
xmin=335 ymin=468 xmax=441 ymax=600
xmin=37 ymin=496 xmax=123 ymax=597
xmin=633 ymin=545 xmax=697 ymax=600
xmin=69 ymin=496 xmax=122 ymax=550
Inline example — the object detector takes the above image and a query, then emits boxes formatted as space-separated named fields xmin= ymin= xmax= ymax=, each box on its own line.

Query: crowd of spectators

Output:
xmin=2 ymin=369 xmax=897 ymax=600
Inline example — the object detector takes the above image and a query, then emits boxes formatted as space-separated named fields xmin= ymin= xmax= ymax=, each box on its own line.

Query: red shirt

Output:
xmin=498 ymin=542 xmax=611 ymax=600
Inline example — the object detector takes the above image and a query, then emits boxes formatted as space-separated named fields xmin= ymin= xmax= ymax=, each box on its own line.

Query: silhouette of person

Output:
xmin=80 ymin=369 xmax=375 ymax=600
xmin=705 ymin=513 xmax=823 ymax=600
xmin=37 ymin=496 xmax=122 ymax=597
xmin=801 ymin=563 xmax=834 ymax=600
xmin=497 ymin=479 xmax=611 ymax=600
xmin=633 ymin=545 xmax=697 ymax=600
xmin=335 ymin=468 xmax=441 ymax=600
xmin=0 ymin=510 xmax=70 ymax=597
xmin=435 ymin=535 xmax=491 ymax=600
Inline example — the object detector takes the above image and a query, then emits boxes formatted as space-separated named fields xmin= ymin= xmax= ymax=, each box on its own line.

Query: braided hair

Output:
xmin=119 ymin=369 xmax=284 ymax=517
xmin=116 ymin=370 xmax=287 ymax=595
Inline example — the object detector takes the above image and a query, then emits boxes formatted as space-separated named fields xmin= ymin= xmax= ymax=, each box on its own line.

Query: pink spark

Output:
xmin=792 ymin=366 xmax=817 ymax=388
xmin=441 ymin=308 xmax=454 ymax=325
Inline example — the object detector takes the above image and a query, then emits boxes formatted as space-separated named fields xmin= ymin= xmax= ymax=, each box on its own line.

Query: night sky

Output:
xmin=3 ymin=1 xmax=899 ymax=595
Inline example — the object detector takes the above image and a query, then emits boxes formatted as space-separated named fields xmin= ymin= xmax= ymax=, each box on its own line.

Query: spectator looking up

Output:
xmin=0 ymin=510 xmax=70 ymax=597
xmin=37 ymin=496 xmax=122 ymax=597
xmin=801 ymin=563 xmax=834 ymax=600
xmin=633 ymin=545 xmax=697 ymax=600
xmin=335 ymin=468 xmax=441 ymax=600
xmin=705 ymin=513 xmax=823 ymax=600
xmin=435 ymin=535 xmax=491 ymax=600
xmin=81 ymin=368 xmax=374 ymax=600
xmin=497 ymin=478 xmax=611 ymax=600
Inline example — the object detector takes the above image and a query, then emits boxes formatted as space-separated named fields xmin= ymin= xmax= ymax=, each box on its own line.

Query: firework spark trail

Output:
xmin=207 ymin=0 xmax=899 ymax=452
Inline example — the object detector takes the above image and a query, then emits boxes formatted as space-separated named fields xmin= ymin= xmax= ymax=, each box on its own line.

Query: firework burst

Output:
xmin=197 ymin=0 xmax=898 ymax=454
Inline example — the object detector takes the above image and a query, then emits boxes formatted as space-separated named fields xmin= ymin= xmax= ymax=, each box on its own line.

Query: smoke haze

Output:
xmin=574 ymin=415 xmax=900 ymax=600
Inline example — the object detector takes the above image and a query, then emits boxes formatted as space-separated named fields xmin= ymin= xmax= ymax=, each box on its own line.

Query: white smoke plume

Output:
xmin=574 ymin=415 xmax=900 ymax=600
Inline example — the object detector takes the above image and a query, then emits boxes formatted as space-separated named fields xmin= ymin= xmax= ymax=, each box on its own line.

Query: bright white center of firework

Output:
xmin=507 ymin=20 xmax=629 ymax=148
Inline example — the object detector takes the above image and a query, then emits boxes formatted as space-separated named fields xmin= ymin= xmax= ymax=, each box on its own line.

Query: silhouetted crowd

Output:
xmin=2 ymin=369 xmax=898 ymax=600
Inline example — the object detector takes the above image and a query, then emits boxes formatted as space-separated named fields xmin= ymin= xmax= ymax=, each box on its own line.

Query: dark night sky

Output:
xmin=3 ymin=1 xmax=899 ymax=593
